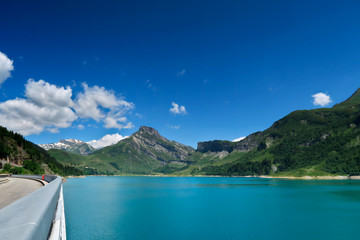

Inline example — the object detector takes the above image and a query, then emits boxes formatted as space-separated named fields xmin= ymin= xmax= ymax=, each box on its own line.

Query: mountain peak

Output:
xmin=39 ymin=138 xmax=95 ymax=155
xmin=138 ymin=126 xmax=161 ymax=137
xmin=333 ymin=88 xmax=360 ymax=108
xmin=60 ymin=139 xmax=84 ymax=144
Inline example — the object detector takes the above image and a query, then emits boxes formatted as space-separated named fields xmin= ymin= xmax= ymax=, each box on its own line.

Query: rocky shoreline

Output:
xmin=259 ymin=175 xmax=360 ymax=180
xmin=64 ymin=174 xmax=360 ymax=180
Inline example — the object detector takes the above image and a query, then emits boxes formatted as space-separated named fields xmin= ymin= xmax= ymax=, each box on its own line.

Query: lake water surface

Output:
xmin=63 ymin=177 xmax=360 ymax=240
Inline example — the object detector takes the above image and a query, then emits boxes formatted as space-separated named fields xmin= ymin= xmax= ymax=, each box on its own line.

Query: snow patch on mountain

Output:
xmin=39 ymin=139 xmax=96 ymax=155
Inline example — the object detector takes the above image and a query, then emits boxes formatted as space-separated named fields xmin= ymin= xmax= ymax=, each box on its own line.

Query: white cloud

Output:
xmin=0 ymin=113 xmax=43 ymax=136
xmin=73 ymin=83 xmax=134 ymax=130
xmin=0 ymin=97 xmax=77 ymax=135
xmin=312 ymin=92 xmax=331 ymax=107
xmin=103 ymin=114 xmax=134 ymax=130
xmin=74 ymin=83 xmax=119 ymax=120
xmin=177 ymin=69 xmax=186 ymax=76
xmin=48 ymin=128 xmax=60 ymax=133
xmin=25 ymin=79 xmax=73 ymax=107
xmin=0 ymin=51 xmax=14 ymax=86
xmin=232 ymin=137 xmax=246 ymax=142
xmin=74 ymin=83 xmax=133 ymax=120
xmin=0 ymin=79 xmax=134 ymax=135
xmin=87 ymin=133 xmax=128 ymax=149
xmin=170 ymin=102 xmax=187 ymax=115
xmin=123 ymin=122 xmax=134 ymax=129
xmin=170 ymin=125 xmax=180 ymax=129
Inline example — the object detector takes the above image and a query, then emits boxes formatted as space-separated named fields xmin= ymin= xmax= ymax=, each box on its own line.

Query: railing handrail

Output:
xmin=11 ymin=174 xmax=58 ymax=183
xmin=0 ymin=175 xmax=62 ymax=240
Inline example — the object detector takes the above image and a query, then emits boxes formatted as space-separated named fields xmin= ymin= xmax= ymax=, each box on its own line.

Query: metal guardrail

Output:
xmin=11 ymin=174 xmax=58 ymax=183
xmin=49 ymin=185 xmax=66 ymax=240
xmin=0 ymin=175 xmax=63 ymax=240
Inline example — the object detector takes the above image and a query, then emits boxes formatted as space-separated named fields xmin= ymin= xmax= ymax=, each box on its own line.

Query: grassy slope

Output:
xmin=50 ymin=89 xmax=360 ymax=177
xmin=189 ymin=89 xmax=360 ymax=176
xmin=50 ymin=131 xmax=195 ymax=175
xmin=90 ymin=140 xmax=163 ymax=174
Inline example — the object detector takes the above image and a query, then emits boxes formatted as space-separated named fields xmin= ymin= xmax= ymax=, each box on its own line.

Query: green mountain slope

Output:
xmin=49 ymin=89 xmax=360 ymax=177
xmin=49 ymin=126 xmax=195 ymax=175
xmin=191 ymin=89 xmax=360 ymax=176
xmin=47 ymin=149 xmax=101 ymax=175
xmin=0 ymin=126 xmax=82 ymax=176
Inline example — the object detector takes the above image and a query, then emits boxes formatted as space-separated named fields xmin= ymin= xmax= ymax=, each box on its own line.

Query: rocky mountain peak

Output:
xmin=138 ymin=126 xmax=161 ymax=138
xmin=60 ymin=139 xmax=84 ymax=144
xmin=39 ymin=138 xmax=95 ymax=155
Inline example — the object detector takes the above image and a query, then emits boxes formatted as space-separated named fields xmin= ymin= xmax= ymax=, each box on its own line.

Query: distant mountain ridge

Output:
xmin=190 ymin=88 xmax=360 ymax=176
xmin=197 ymin=132 xmax=263 ymax=153
xmin=48 ymin=88 xmax=360 ymax=177
xmin=39 ymin=139 xmax=96 ymax=155
xmin=49 ymin=126 xmax=195 ymax=174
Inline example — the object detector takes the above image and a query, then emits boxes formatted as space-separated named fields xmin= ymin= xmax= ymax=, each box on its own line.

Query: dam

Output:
xmin=0 ymin=174 xmax=66 ymax=240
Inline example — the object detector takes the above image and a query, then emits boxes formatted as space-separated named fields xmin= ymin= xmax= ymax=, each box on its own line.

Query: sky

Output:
xmin=1 ymin=0 xmax=360 ymax=148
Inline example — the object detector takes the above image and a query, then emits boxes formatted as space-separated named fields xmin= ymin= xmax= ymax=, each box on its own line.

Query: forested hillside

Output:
xmin=0 ymin=126 xmax=82 ymax=176
xmin=191 ymin=89 xmax=360 ymax=176
xmin=48 ymin=89 xmax=360 ymax=177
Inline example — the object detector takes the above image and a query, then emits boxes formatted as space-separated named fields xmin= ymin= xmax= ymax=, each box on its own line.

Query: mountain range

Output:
xmin=47 ymin=126 xmax=195 ymax=175
xmin=2 ymin=88 xmax=360 ymax=177
xmin=191 ymin=88 xmax=360 ymax=176
xmin=39 ymin=139 xmax=96 ymax=155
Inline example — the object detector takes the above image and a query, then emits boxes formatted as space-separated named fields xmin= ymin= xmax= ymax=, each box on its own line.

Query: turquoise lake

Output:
xmin=63 ymin=177 xmax=360 ymax=240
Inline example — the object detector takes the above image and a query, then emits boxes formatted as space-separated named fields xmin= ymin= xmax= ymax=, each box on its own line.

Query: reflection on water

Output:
xmin=196 ymin=183 xmax=276 ymax=188
xmin=330 ymin=190 xmax=360 ymax=202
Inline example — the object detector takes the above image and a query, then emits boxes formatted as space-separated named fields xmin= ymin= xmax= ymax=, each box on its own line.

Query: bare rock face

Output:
xmin=197 ymin=132 xmax=263 ymax=153
xmin=0 ymin=137 xmax=31 ymax=166
xmin=130 ymin=126 xmax=194 ymax=161
xmin=139 ymin=126 xmax=162 ymax=138
xmin=233 ymin=132 xmax=263 ymax=151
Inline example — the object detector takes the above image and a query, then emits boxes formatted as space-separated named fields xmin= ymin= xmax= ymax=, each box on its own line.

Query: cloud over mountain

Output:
xmin=0 ymin=80 xmax=77 ymax=135
xmin=0 ymin=79 xmax=134 ymax=135
xmin=312 ymin=92 xmax=331 ymax=107
xmin=87 ymin=133 xmax=128 ymax=149
xmin=232 ymin=137 xmax=246 ymax=142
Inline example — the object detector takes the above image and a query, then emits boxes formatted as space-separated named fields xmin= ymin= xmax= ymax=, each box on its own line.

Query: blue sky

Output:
xmin=1 ymin=0 xmax=360 ymax=148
